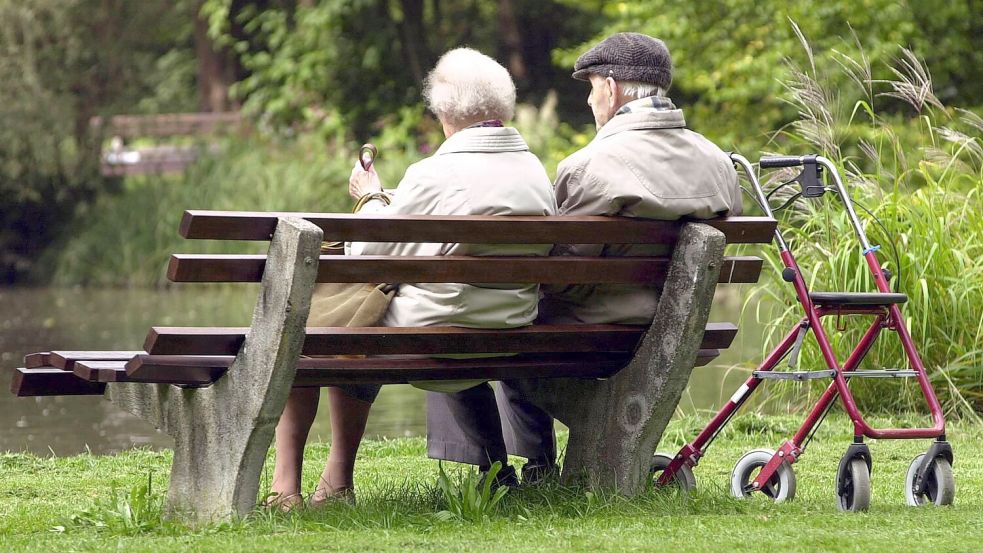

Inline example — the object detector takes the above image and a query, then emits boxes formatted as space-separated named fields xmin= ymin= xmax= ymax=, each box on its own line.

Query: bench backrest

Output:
xmin=170 ymin=211 xmax=774 ymax=285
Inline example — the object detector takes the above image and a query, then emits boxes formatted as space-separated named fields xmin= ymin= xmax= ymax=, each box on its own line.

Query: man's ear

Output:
xmin=604 ymin=77 xmax=619 ymax=109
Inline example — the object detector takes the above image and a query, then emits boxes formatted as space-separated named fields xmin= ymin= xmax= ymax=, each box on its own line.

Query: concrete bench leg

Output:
xmin=513 ymin=223 xmax=726 ymax=494
xmin=106 ymin=217 xmax=322 ymax=524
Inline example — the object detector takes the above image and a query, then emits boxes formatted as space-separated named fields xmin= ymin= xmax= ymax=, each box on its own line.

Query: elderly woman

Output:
xmin=268 ymin=48 xmax=557 ymax=509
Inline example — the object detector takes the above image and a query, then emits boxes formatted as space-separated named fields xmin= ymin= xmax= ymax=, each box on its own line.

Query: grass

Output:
xmin=1 ymin=414 xmax=981 ymax=552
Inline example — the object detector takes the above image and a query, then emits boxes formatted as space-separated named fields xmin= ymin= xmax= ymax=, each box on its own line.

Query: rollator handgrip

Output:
xmin=760 ymin=155 xmax=809 ymax=168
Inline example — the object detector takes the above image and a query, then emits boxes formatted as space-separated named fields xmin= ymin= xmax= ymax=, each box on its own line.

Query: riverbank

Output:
xmin=1 ymin=414 xmax=980 ymax=552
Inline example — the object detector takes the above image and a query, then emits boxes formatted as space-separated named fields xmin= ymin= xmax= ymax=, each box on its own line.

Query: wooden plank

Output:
xmin=91 ymin=112 xmax=242 ymax=139
xmin=291 ymin=350 xmax=720 ymax=385
xmin=145 ymin=323 xmax=738 ymax=356
xmin=179 ymin=211 xmax=776 ymax=244
xmin=24 ymin=352 xmax=51 ymax=369
xmin=124 ymin=356 xmax=233 ymax=385
xmin=74 ymin=361 xmax=132 ymax=383
xmin=123 ymin=349 xmax=719 ymax=386
xmin=10 ymin=367 xmax=106 ymax=397
xmin=49 ymin=351 xmax=146 ymax=371
xmin=167 ymin=254 xmax=763 ymax=285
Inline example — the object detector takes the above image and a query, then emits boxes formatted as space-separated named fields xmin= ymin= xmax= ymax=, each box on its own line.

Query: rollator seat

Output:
xmin=809 ymin=292 xmax=908 ymax=306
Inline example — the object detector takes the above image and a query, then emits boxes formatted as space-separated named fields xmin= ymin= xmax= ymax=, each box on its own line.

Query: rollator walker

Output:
xmin=651 ymin=153 xmax=954 ymax=511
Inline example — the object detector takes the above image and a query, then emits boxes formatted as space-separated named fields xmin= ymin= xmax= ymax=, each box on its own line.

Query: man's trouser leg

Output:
xmin=426 ymin=381 xmax=555 ymax=466
xmin=496 ymin=380 xmax=556 ymax=463
xmin=426 ymin=383 xmax=507 ymax=467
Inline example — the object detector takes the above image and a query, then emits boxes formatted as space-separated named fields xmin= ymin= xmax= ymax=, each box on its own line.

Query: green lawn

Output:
xmin=1 ymin=414 xmax=981 ymax=552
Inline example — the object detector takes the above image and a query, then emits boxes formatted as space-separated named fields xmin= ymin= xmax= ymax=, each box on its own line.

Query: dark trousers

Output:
xmin=426 ymin=380 xmax=556 ymax=467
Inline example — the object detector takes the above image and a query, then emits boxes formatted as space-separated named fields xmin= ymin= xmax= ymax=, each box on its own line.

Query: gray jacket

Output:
xmin=539 ymin=107 xmax=742 ymax=325
xmin=350 ymin=126 xmax=558 ymax=328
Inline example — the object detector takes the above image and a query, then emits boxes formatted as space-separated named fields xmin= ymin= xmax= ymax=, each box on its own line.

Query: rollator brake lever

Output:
xmin=797 ymin=158 xmax=825 ymax=198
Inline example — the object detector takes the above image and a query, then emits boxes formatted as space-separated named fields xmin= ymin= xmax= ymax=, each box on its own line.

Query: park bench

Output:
xmin=10 ymin=209 xmax=776 ymax=523
xmin=91 ymin=112 xmax=243 ymax=177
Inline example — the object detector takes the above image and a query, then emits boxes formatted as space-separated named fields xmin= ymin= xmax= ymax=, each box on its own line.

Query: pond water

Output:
xmin=0 ymin=286 xmax=764 ymax=455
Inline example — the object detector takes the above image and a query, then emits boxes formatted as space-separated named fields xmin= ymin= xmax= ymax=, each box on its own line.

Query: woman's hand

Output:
xmin=349 ymin=161 xmax=383 ymax=200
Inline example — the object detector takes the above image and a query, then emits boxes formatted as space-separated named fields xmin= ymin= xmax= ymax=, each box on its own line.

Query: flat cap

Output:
xmin=572 ymin=32 xmax=672 ymax=90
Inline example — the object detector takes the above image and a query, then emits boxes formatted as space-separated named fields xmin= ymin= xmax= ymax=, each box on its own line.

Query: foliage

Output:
xmin=199 ymin=0 xmax=603 ymax=139
xmin=0 ymin=0 xmax=197 ymax=283
xmin=434 ymin=461 xmax=509 ymax=524
xmin=59 ymin=478 xmax=166 ymax=535
xmin=42 ymin=95 xmax=576 ymax=287
xmin=555 ymin=0 xmax=983 ymax=150
xmin=44 ymin=133 xmax=426 ymax=286
xmin=743 ymin=29 xmax=983 ymax=414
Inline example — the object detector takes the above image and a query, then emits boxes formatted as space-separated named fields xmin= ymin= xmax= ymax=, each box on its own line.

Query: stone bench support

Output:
xmin=510 ymin=223 xmax=726 ymax=494
xmin=107 ymin=217 xmax=322 ymax=523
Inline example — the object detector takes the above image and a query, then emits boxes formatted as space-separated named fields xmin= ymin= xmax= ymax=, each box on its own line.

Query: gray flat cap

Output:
xmin=572 ymin=32 xmax=672 ymax=90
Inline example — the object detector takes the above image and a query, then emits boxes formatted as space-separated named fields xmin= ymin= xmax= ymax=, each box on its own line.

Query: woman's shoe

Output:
xmin=261 ymin=492 xmax=305 ymax=513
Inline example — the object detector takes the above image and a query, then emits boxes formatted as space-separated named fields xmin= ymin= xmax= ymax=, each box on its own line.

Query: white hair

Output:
xmin=424 ymin=48 xmax=516 ymax=127
xmin=618 ymin=81 xmax=665 ymax=100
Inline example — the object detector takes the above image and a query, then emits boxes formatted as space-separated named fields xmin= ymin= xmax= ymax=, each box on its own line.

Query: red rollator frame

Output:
xmin=651 ymin=153 xmax=954 ymax=511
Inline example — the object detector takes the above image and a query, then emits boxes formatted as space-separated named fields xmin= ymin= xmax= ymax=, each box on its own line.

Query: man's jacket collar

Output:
xmin=595 ymin=108 xmax=687 ymax=141
xmin=436 ymin=126 xmax=529 ymax=155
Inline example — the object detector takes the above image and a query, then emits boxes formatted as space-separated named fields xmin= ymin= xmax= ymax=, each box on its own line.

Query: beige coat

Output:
xmin=539 ymin=107 xmax=743 ymax=325
xmin=348 ymin=126 xmax=558 ymax=329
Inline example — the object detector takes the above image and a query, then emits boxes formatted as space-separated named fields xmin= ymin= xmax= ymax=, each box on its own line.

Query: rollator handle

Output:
xmin=759 ymin=155 xmax=817 ymax=168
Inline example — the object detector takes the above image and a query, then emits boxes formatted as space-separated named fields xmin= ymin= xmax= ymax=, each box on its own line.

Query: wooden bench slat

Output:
xmin=24 ymin=352 xmax=51 ymax=369
xmin=167 ymin=254 xmax=763 ymax=284
xmin=122 ymin=349 xmax=719 ymax=386
xmin=292 ymin=350 xmax=721 ymax=385
xmin=74 ymin=361 xmax=133 ymax=383
xmin=144 ymin=323 xmax=737 ymax=356
xmin=49 ymin=351 xmax=147 ymax=371
xmin=179 ymin=211 xmax=777 ymax=244
xmin=10 ymin=368 xmax=106 ymax=396
xmin=91 ymin=112 xmax=242 ymax=139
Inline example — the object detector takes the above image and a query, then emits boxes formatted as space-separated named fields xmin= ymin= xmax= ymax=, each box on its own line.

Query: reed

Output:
xmin=744 ymin=26 xmax=983 ymax=415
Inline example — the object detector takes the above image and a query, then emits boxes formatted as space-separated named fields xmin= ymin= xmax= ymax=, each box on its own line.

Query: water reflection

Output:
xmin=0 ymin=286 xmax=762 ymax=455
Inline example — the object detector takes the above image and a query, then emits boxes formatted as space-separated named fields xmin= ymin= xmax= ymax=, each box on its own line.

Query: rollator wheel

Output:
xmin=836 ymin=457 xmax=871 ymax=512
xmin=730 ymin=449 xmax=796 ymax=502
xmin=650 ymin=453 xmax=697 ymax=493
xmin=905 ymin=454 xmax=955 ymax=506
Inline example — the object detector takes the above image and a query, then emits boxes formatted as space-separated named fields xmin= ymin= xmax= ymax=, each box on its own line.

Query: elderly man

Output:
xmin=268 ymin=47 xmax=557 ymax=509
xmin=427 ymin=32 xmax=743 ymax=483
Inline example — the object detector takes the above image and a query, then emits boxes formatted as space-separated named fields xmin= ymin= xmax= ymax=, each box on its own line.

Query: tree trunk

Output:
xmin=193 ymin=1 xmax=239 ymax=113
xmin=396 ymin=0 xmax=431 ymax=84
xmin=497 ymin=0 xmax=527 ymax=82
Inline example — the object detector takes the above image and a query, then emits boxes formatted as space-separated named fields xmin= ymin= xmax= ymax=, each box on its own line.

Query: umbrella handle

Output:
xmin=359 ymin=143 xmax=378 ymax=171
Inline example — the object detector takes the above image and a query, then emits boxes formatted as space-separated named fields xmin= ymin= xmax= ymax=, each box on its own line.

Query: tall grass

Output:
xmin=745 ymin=26 xmax=983 ymax=415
